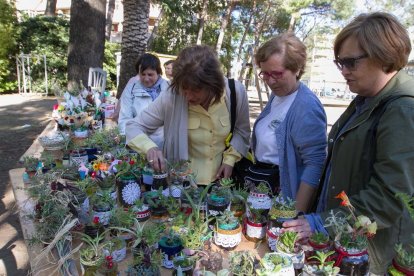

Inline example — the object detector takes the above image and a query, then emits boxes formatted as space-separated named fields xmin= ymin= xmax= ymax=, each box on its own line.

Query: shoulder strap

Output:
xmin=228 ymin=78 xmax=237 ymax=134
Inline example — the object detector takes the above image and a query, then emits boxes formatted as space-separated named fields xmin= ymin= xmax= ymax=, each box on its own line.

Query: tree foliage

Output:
xmin=0 ymin=0 xmax=18 ymax=93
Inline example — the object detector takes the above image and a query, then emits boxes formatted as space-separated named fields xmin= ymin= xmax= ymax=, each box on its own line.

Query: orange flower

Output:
xmin=99 ymin=163 xmax=109 ymax=171
xmin=335 ymin=190 xmax=351 ymax=207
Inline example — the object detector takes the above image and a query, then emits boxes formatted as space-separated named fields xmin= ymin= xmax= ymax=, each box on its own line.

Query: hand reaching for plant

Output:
xmin=215 ymin=163 xmax=233 ymax=180
xmin=146 ymin=147 xmax=166 ymax=172
xmin=282 ymin=218 xmax=313 ymax=240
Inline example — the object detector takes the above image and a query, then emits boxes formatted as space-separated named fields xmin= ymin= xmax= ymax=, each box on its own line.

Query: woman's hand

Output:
xmin=146 ymin=147 xmax=166 ymax=172
xmin=216 ymin=163 xmax=233 ymax=180
xmin=282 ymin=218 xmax=313 ymax=240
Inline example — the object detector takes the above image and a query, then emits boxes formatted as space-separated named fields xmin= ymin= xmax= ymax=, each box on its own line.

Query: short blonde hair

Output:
xmin=334 ymin=12 xmax=411 ymax=73
xmin=255 ymin=32 xmax=307 ymax=80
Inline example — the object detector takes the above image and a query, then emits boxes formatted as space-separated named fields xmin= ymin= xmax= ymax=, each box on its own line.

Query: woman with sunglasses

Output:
xmin=283 ymin=12 xmax=414 ymax=275
xmin=248 ymin=32 xmax=327 ymax=212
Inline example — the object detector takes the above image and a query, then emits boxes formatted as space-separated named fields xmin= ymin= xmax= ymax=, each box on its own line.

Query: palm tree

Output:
xmin=116 ymin=0 xmax=150 ymax=98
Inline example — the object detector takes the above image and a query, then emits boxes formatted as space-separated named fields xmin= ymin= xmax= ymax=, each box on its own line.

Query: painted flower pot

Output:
xmin=267 ymin=225 xmax=281 ymax=251
xmin=245 ymin=218 xmax=267 ymax=242
xmin=247 ymin=191 xmax=272 ymax=212
xmin=158 ymin=236 xmax=183 ymax=269
xmin=257 ymin=252 xmax=295 ymax=276
xmin=230 ymin=201 xmax=245 ymax=217
xmin=133 ymin=205 xmax=151 ymax=222
xmin=84 ymin=224 xmax=105 ymax=239
xmin=214 ymin=224 xmax=242 ymax=250
xmin=117 ymin=175 xmax=141 ymax=207
xmin=207 ymin=194 xmax=230 ymax=217
xmin=152 ymin=172 xmax=169 ymax=191
xmin=92 ymin=205 xmax=112 ymax=226
xmin=334 ymin=242 xmax=369 ymax=276
xmin=142 ymin=167 xmax=153 ymax=191
xmin=111 ymin=243 xmax=127 ymax=262
xmin=69 ymin=149 xmax=88 ymax=167
xmin=170 ymin=182 xmax=183 ymax=199
xmin=268 ymin=207 xmax=297 ymax=221
xmin=74 ymin=129 xmax=88 ymax=138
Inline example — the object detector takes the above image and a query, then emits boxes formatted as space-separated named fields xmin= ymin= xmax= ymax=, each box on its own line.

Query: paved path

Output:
xmin=0 ymin=94 xmax=55 ymax=276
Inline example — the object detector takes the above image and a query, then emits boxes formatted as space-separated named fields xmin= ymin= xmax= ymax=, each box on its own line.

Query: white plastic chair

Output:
xmin=88 ymin=67 xmax=107 ymax=93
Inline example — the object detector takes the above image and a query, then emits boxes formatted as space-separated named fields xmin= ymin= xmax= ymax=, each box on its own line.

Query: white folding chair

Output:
xmin=88 ymin=67 xmax=107 ymax=93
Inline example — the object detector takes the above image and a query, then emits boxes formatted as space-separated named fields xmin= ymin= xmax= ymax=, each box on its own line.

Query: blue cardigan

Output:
xmin=252 ymin=82 xmax=327 ymax=199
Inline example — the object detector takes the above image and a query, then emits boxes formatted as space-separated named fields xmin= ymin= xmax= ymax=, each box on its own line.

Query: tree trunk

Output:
xmin=236 ymin=3 xmax=254 ymax=64
xmin=196 ymin=0 xmax=208 ymax=45
xmin=67 ymin=0 xmax=106 ymax=91
xmin=105 ymin=0 xmax=116 ymax=41
xmin=45 ymin=0 xmax=57 ymax=16
xmin=116 ymin=0 xmax=150 ymax=98
xmin=147 ymin=7 xmax=164 ymax=50
xmin=216 ymin=0 xmax=235 ymax=53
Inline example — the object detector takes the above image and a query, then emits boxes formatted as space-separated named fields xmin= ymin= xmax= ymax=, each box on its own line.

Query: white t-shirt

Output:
xmin=255 ymin=91 xmax=298 ymax=165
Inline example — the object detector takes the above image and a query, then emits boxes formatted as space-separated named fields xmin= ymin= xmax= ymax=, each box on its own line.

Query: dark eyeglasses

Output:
xmin=258 ymin=70 xmax=285 ymax=80
xmin=333 ymin=54 xmax=368 ymax=71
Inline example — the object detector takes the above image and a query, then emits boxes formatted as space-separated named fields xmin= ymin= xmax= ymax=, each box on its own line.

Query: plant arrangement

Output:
xmin=325 ymin=191 xmax=377 ymax=252
xmin=303 ymin=250 xmax=340 ymax=276
xmin=90 ymin=190 xmax=115 ymax=226
xmin=78 ymin=231 xmax=106 ymax=274
xmin=173 ymin=254 xmax=196 ymax=276
xmin=389 ymin=244 xmax=414 ymax=276
xmin=23 ymin=155 xmax=40 ymax=174
xmin=109 ymin=207 xmax=135 ymax=238
xmin=306 ymin=231 xmax=332 ymax=261
xmin=256 ymin=252 xmax=294 ymax=276
xmin=324 ymin=191 xmax=377 ymax=275
xmin=230 ymin=186 xmax=249 ymax=217
xmin=115 ymin=157 xmax=143 ymax=206
xmin=276 ymin=231 xmax=305 ymax=270
xmin=246 ymin=182 xmax=272 ymax=213
xmin=103 ymin=237 xmax=127 ymax=263
xmin=245 ymin=204 xmax=268 ymax=242
xmin=268 ymin=195 xmax=297 ymax=220
xmin=84 ymin=216 xmax=105 ymax=239
xmin=144 ymin=188 xmax=169 ymax=218
xmin=158 ymin=230 xmax=184 ymax=268
xmin=85 ymin=127 xmax=122 ymax=153
xmin=128 ymin=248 xmax=162 ymax=276
xmin=133 ymin=198 xmax=150 ymax=222
xmin=214 ymin=210 xmax=242 ymax=250
xmin=228 ymin=250 xmax=256 ymax=276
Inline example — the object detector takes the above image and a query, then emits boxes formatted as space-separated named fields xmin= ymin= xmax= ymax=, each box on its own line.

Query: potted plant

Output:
xmin=158 ymin=230 xmax=183 ymax=268
xmin=267 ymin=195 xmax=297 ymax=251
xmin=256 ymin=252 xmax=295 ymax=276
xmin=169 ymin=159 xmax=193 ymax=198
xmin=276 ymin=231 xmax=305 ymax=270
xmin=108 ymin=207 xmax=135 ymax=240
xmin=127 ymin=248 xmax=162 ymax=276
xmin=84 ymin=215 xmax=105 ymax=239
xmin=133 ymin=198 xmax=150 ymax=222
xmin=245 ymin=205 xmax=268 ymax=242
xmin=246 ymin=181 xmax=272 ymax=213
xmin=302 ymin=250 xmax=340 ymax=276
xmin=98 ymin=255 xmax=118 ymax=276
xmin=144 ymin=188 xmax=169 ymax=218
xmin=389 ymin=193 xmax=414 ymax=275
xmin=173 ymin=254 xmax=195 ymax=276
xmin=207 ymin=185 xmax=231 ymax=217
xmin=166 ymin=196 xmax=181 ymax=218
xmin=103 ymin=236 xmax=127 ymax=263
xmin=228 ymin=250 xmax=257 ymax=276
xmin=214 ymin=210 xmax=242 ymax=250
xmin=90 ymin=190 xmax=115 ymax=226
xmin=22 ymin=155 xmax=40 ymax=183
xmin=152 ymin=170 xmax=169 ymax=195
xmin=388 ymin=244 xmax=414 ymax=276
xmin=306 ymin=232 xmax=332 ymax=260
xmin=79 ymin=231 xmax=105 ymax=276
xmin=325 ymin=191 xmax=377 ymax=275
xmin=115 ymin=158 xmax=142 ymax=207
xmin=230 ymin=186 xmax=248 ymax=217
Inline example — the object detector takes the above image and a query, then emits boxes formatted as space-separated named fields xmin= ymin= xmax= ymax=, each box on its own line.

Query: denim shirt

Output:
xmin=252 ymin=82 xmax=327 ymax=199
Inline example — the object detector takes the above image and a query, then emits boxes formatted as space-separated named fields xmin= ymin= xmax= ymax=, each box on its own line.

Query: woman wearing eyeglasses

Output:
xmin=283 ymin=12 xmax=414 ymax=275
xmin=248 ymin=32 xmax=327 ymax=212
